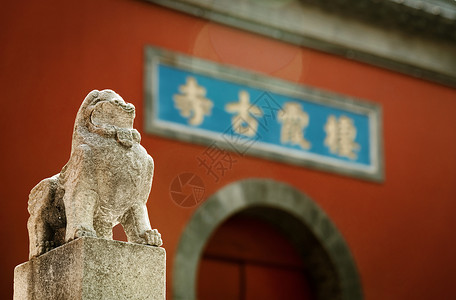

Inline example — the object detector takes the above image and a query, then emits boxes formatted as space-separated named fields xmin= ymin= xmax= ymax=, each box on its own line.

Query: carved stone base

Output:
xmin=14 ymin=237 xmax=166 ymax=300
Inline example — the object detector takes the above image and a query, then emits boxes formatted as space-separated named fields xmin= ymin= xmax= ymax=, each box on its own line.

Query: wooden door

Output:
xmin=197 ymin=215 xmax=314 ymax=299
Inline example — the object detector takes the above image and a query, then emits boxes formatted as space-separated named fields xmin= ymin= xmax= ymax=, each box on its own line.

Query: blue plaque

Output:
xmin=145 ymin=47 xmax=383 ymax=181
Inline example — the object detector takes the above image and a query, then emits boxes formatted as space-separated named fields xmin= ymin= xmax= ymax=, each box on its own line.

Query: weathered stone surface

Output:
xmin=27 ymin=90 xmax=162 ymax=259
xmin=14 ymin=237 xmax=166 ymax=300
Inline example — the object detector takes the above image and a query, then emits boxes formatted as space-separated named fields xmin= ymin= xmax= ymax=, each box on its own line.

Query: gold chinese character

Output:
xmin=278 ymin=102 xmax=311 ymax=149
xmin=225 ymin=90 xmax=263 ymax=137
xmin=324 ymin=115 xmax=359 ymax=159
xmin=173 ymin=76 xmax=213 ymax=126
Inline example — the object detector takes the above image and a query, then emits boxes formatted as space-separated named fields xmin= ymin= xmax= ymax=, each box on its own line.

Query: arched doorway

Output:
xmin=173 ymin=179 xmax=362 ymax=300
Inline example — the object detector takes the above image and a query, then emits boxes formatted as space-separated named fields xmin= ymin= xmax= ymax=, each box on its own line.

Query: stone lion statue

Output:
xmin=28 ymin=89 xmax=162 ymax=259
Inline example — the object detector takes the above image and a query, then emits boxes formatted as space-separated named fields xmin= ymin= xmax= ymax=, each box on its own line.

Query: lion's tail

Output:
xmin=28 ymin=174 xmax=60 ymax=214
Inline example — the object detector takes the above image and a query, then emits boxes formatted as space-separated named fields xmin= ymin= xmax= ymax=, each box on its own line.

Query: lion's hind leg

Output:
xmin=27 ymin=175 xmax=60 ymax=259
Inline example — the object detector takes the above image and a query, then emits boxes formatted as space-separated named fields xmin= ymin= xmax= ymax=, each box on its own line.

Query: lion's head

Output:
xmin=72 ymin=90 xmax=141 ymax=150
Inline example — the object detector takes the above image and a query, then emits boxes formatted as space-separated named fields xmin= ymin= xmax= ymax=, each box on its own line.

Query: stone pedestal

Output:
xmin=14 ymin=237 xmax=166 ymax=300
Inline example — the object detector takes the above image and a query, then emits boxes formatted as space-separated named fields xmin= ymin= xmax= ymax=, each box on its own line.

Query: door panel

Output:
xmin=198 ymin=258 xmax=241 ymax=300
xmin=245 ymin=264 xmax=312 ymax=300
xmin=198 ymin=215 xmax=314 ymax=299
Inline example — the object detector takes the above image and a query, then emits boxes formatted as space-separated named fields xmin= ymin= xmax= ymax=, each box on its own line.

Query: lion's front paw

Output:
xmin=74 ymin=226 xmax=97 ymax=239
xmin=140 ymin=229 xmax=163 ymax=247
xmin=43 ymin=240 xmax=55 ymax=252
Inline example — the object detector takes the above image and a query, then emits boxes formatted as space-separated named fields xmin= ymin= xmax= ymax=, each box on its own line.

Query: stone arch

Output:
xmin=173 ymin=178 xmax=362 ymax=300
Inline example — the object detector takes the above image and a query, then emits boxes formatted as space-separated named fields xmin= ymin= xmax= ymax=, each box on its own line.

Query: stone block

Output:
xmin=14 ymin=237 xmax=166 ymax=300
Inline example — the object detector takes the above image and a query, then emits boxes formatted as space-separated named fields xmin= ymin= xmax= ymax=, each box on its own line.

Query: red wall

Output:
xmin=1 ymin=0 xmax=456 ymax=298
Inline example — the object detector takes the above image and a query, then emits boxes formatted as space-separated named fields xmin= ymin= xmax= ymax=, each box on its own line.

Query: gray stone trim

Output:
xmin=144 ymin=46 xmax=385 ymax=182
xmin=144 ymin=0 xmax=456 ymax=88
xmin=172 ymin=179 xmax=363 ymax=300
xmin=302 ymin=0 xmax=456 ymax=41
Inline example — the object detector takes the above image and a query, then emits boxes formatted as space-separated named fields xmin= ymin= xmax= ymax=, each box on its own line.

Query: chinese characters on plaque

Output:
xmin=173 ymin=77 xmax=213 ymax=126
xmin=172 ymin=76 xmax=359 ymax=160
